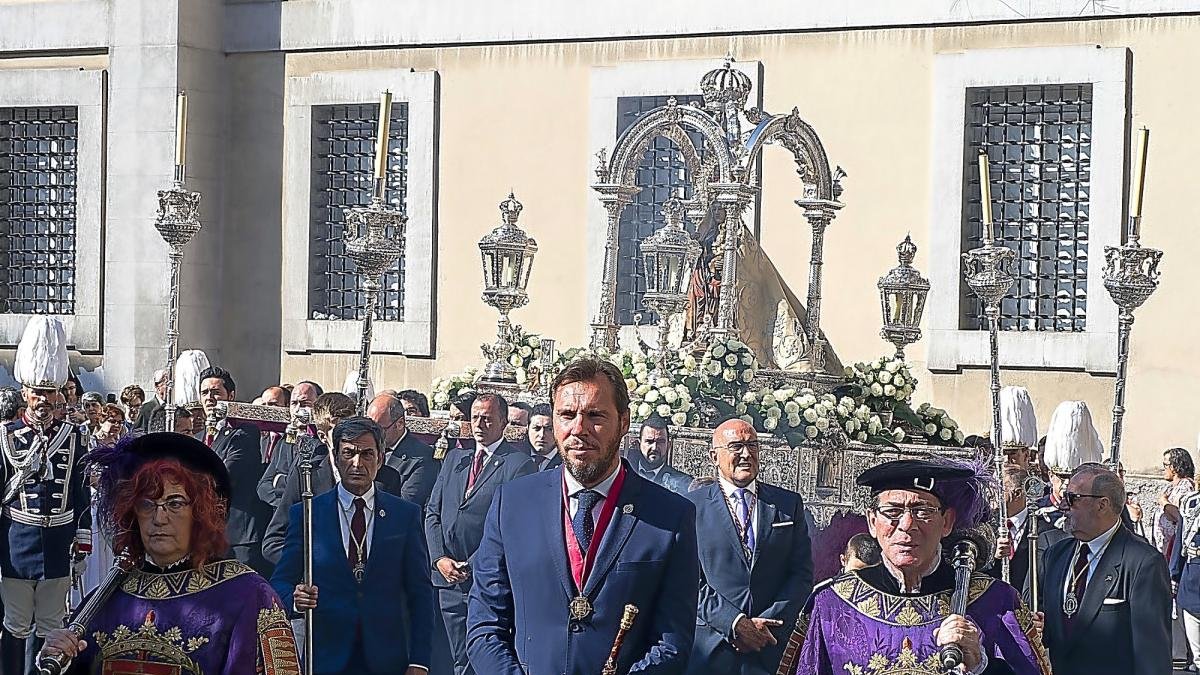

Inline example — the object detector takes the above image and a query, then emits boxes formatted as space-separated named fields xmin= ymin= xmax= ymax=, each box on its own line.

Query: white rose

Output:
xmin=663 ymin=389 xmax=678 ymax=404
xmin=844 ymin=421 xmax=855 ymax=434
xmin=885 ymin=360 xmax=901 ymax=373
xmin=433 ymin=392 xmax=449 ymax=405
xmin=944 ymin=418 xmax=958 ymax=430
xmin=784 ymin=401 xmax=800 ymax=415
xmin=800 ymin=395 xmax=817 ymax=408
xmin=636 ymin=384 xmax=652 ymax=396
xmin=529 ymin=337 xmax=541 ymax=348
xmin=805 ymin=425 xmax=819 ymax=439
xmin=763 ymin=417 xmax=778 ymax=431
xmin=803 ymin=408 xmax=818 ymax=423
xmin=856 ymin=431 xmax=868 ymax=442
xmin=766 ymin=406 xmax=782 ymax=420
xmin=515 ymin=368 xmax=527 ymax=384
xmin=877 ymin=370 xmax=892 ymax=384
xmin=870 ymin=383 xmax=884 ymax=397
xmin=939 ymin=428 xmax=953 ymax=441
xmin=625 ymin=378 xmax=638 ymax=391
xmin=722 ymin=369 xmax=737 ymax=382
xmin=918 ymin=402 xmax=931 ymax=413
xmin=509 ymin=354 xmax=523 ymax=367
xmin=953 ymin=430 xmax=965 ymax=443
xmin=657 ymin=404 xmax=672 ymax=418
xmin=633 ymin=362 xmax=648 ymax=374
xmin=924 ymin=423 xmax=938 ymax=434
xmin=519 ymin=345 xmax=533 ymax=358
xmin=671 ymin=412 xmax=687 ymax=426
xmin=844 ymin=366 xmax=855 ymax=378
xmin=868 ymin=417 xmax=883 ymax=435
xmin=739 ymin=415 xmax=755 ymax=425
xmin=735 ymin=403 xmax=747 ymax=415
xmin=893 ymin=429 xmax=906 ymax=442
xmin=656 ymin=377 xmax=671 ymax=388
xmin=815 ymin=417 xmax=829 ymax=431
xmin=728 ymin=339 xmax=746 ymax=351
xmin=742 ymin=391 xmax=759 ymax=404
xmin=683 ymin=355 xmax=698 ymax=370
xmin=836 ymin=404 xmax=849 ymax=417
xmin=782 ymin=412 xmax=799 ymax=428
xmin=637 ymin=402 xmax=652 ymax=418
xmin=762 ymin=394 xmax=777 ymax=407
xmin=883 ymin=384 xmax=896 ymax=397
xmin=815 ymin=404 xmax=829 ymax=417
xmin=723 ymin=354 xmax=737 ymax=367
xmin=893 ymin=375 xmax=905 ymax=388
xmin=741 ymin=370 xmax=755 ymax=384
xmin=645 ymin=390 xmax=660 ymax=403
xmin=840 ymin=396 xmax=856 ymax=409
xmin=712 ymin=344 xmax=727 ymax=358
xmin=742 ymin=353 xmax=754 ymax=366
xmin=707 ymin=361 xmax=722 ymax=376
xmin=636 ymin=372 xmax=648 ymax=384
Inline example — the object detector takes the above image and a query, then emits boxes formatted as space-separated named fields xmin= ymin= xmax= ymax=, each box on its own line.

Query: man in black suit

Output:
xmin=1039 ymin=464 xmax=1170 ymax=675
xmin=507 ymin=401 xmax=535 ymax=456
xmin=261 ymin=392 xmax=401 ymax=565
xmin=632 ymin=415 xmax=693 ymax=494
xmin=527 ymin=403 xmax=561 ymax=471
xmin=425 ymin=393 xmax=536 ymax=675
xmin=257 ymin=381 xmax=323 ymax=509
xmin=990 ymin=464 xmax=1033 ymax=597
xmin=687 ymin=418 xmax=812 ymax=675
xmin=195 ymin=366 xmax=274 ymax=576
xmin=134 ymin=369 xmax=169 ymax=432
xmin=367 ymin=392 xmax=437 ymax=507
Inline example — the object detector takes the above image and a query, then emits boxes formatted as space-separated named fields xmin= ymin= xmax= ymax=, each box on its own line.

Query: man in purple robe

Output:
xmin=777 ymin=459 xmax=1049 ymax=675
xmin=39 ymin=433 xmax=299 ymax=675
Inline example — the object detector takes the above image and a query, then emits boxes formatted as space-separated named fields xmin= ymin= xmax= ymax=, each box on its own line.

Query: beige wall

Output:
xmin=278 ymin=16 xmax=1200 ymax=473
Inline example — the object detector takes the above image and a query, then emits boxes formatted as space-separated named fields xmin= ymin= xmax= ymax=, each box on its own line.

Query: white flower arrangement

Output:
xmin=915 ymin=402 xmax=965 ymax=446
xmin=630 ymin=381 xmax=700 ymax=427
xmin=503 ymin=327 xmax=551 ymax=386
xmin=430 ymin=367 xmax=480 ymax=410
xmin=698 ymin=338 xmax=759 ymax=395
xmin=845 ymin=356 xmax=917 ymax=407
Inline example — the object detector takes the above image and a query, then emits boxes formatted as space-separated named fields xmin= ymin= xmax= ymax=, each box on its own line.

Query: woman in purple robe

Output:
xmin=777 ymin=459 xmax=1051 ymax=675
xmin=40 ymin=433 xmax=299 ymax=675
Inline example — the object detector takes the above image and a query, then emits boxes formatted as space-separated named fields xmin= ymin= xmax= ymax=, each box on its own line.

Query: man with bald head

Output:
xmin=257 ymin=382 xmax=323 ymax=509
xmin=1039 ymin=464 xmax=1170 ymax=675
xmin=367 ymin=391 xmax=437 ymax=507
xmin=685 ymin=418 xmax=812 ymax=674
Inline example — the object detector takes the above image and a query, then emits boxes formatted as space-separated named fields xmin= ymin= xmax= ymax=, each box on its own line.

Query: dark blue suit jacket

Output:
xmin=424 ymin=440 xmax=537 ymax=588
xmin=271 ymin=488 xmax=435 ymax=674
xmin=686 ymin=482 xmax=812 ymax=675
xmin=466 ymin=462 xmax=699 ymax=675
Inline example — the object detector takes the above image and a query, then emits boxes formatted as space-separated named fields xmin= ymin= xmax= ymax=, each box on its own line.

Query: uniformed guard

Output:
xmin=0 ymin=317 xmax=92 ymax=674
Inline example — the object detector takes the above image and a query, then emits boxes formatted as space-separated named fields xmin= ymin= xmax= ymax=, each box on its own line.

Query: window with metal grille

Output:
xmin=309 ymin=102 xmax=408 ymax=322
xmin=0 ymin=106 xmax=78 ymax=315
xmin=615 ymin=94 xmax=706 ymax=326
xmin=960 ymin=84 xmax=1092 ymax=332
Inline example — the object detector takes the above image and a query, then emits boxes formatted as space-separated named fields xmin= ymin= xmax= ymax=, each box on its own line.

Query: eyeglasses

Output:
xmin=135 ymin=497 xmax=192 ymax=517
xmin=1062 ymin=491 xmax=1105 ymax=508
xmin=873 ymin=505 xmax=945 ymax=524
xmin=714 ymin=442 xmax=760 ymax=456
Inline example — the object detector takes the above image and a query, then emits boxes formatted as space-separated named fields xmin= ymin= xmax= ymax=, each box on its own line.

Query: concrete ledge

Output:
xmin=0 ymin=0 xmax=109 ymax=53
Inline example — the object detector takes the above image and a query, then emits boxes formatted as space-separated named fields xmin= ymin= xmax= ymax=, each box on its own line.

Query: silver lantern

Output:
xmin=877 ymin=235 xmax=930 ymax=361
xmin=479 ymin=193 xmax=538 ymax=383
xmin=640 ymin=198 xmax=702 ymax=378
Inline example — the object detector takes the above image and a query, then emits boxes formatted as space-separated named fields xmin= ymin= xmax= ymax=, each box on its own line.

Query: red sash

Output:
xmin=562 ymin=466 xmax=626 ymax=590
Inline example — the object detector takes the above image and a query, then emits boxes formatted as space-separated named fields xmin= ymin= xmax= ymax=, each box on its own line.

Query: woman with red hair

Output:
xmin=39 ymin=433 xmax=299 ymax=675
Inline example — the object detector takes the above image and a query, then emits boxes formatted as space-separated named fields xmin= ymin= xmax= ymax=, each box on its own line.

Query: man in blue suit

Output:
xmin=467 ymin=358 xmax=699 ymax=675
xmin=272 ymin=416 xmax=435 ymax=675
xmin=686 ymin=418 xmax=812 ymax=675
xmin=426 ymin=393 xmax=536 ymax=675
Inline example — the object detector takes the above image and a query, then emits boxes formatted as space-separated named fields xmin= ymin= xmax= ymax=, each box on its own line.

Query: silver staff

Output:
xmin=155 ymin=91 xmax=202 ymax=433
xmin=296 ymin=433 xmax=319 ymax=675
xmin=37 ymin=550 xmax=136 ymax=675
xmin=1103 ymin=128 xmax=1162 ymax=468
xmin=961 ymin=151 xmax=1015 ymax=583
xmin=345 ymin=92 xmax=406 ymax=415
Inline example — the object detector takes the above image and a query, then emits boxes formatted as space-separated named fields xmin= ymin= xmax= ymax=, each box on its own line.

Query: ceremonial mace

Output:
xmin=296 ymin=433 xmax=318 ymax=675
xmin=345 ymin=91 xmax=406 ymax=415
xmin=1104 ymin=128 xmax=1163 ymax=468
xmin=961 ymin=151 xmax=1015 ymax=583
xmin=37 ymin=550 xmax=136 ymax=675
xmin=601 ymin=604 xmax=640 ymax=675
xmin=155 ymin=91 xmax=202 ymax=432
xmin=938 ymin=527 xmax=995 ymax=673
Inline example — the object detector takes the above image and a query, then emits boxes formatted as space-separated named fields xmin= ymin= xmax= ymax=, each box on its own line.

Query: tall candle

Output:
xmin=502 ymin=256 xmax=514 ymax=286
xmin=373 ymin=91 xmax=393 ymax=181
xmin=977 ymin=150 xmax=993 ymax=243
xmin=174 ymin=91 xmax=187 ymax=167
xmin=1130 ymin=127 xmax=1150 ymax=219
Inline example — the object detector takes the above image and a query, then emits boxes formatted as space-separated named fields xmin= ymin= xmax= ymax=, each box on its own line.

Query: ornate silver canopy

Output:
xmin=479 ymin=193 xmax=538 ymax=383
xmin=877 ymin=235 xmax=930 ymax=360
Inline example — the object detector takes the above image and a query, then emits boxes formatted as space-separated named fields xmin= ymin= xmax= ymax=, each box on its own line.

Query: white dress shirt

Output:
xmin=336 ymin=483 xmax=376 ymax=560
xmin=564 ymin=462 xmax=621 ymax=521
xmin=1063 ymin=518 xmax=1121 ymax=596
xmin=1007 ymin=507 xmax=1029 ymax=550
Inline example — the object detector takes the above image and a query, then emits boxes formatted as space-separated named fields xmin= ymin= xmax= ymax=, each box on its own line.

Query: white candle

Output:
xmin=174 ymin=91 xmax=187 ymax=167
xmin=502 ymin=257 xmax=514 ymax=286
xmin=373 ymin=91 xmax=393 ymax=181
xmin=1130 ymin=127 xmax=1149 ymax=219
xmin=978 ymin=151 xmax=993 ymax=243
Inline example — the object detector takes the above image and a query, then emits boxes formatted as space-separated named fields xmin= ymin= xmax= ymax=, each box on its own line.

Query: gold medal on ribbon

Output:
xmin=569 ymin=595 xmax=593 ymax=621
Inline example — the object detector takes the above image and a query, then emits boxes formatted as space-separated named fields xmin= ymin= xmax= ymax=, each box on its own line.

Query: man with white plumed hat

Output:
xmin=0 ymin=317 xmax=92 ymax=673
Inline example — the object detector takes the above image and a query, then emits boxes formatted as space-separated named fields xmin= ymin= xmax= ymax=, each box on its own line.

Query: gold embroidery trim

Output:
xmin=121 ymin=559 xmax=256 ymax=599
xmin=257 ymin=601 xmax=300 ymax=675
xmin=93 ymin=611 xmax=207 ymax=674
xmin=830 ymin=572 xmax=995 ymax=627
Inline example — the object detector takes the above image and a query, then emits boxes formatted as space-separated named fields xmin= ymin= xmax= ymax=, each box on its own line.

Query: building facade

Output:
xmin=1 ymin=0 xmax=1197 ymax=472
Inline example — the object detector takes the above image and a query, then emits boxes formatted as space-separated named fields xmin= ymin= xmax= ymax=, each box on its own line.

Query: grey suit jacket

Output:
xmin=1040 ymin=525 xmax=1170 ymax=675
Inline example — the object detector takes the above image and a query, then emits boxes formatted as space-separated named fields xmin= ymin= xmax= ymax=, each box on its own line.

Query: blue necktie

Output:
xmin=573 ymin=490 xmax=603 ymax=553
xmin=736 ymin=488 xmax=755 ymax=554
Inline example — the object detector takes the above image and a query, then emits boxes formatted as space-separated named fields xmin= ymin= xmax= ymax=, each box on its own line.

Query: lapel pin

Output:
xmin=623 ymin=504 xmax=634 ymax=515
xmin=1105 ymin=574 xmax=1113 ymax=583
xmin=378 ymin=509 xmax=386 ymax=518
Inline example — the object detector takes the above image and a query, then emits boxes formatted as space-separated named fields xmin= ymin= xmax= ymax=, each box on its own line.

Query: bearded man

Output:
xmin=466 ymin=358 xmax=699 ymax=675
